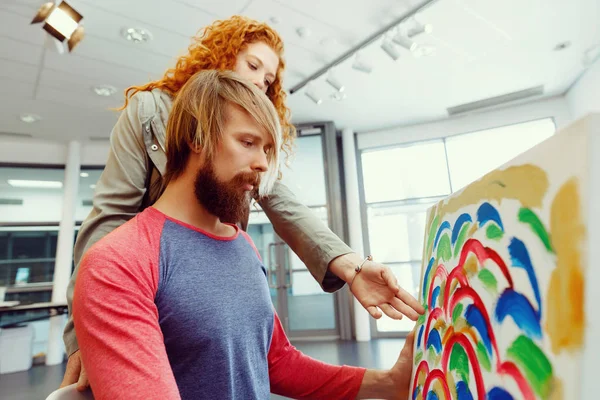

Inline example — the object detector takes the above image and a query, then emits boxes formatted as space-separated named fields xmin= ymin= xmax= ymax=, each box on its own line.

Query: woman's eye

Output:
xmin=264 ymin=79 xmax=271 ymax=86
xmin=248 ymin=63 xmax=257 ymax=70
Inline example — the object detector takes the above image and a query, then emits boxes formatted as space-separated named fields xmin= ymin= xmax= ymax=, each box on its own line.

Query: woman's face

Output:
xmin=234 ymin=41 xmax=279 ymax=94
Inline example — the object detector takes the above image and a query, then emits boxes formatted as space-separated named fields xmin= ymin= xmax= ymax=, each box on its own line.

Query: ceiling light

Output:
xmin=80 ymin=172 xmax=89 ymax=178
xmin=393 ymin=34 xmax=418 ymax=52
xmin=92 ymin=84 xmax=117 ymax=97
xmin=381 ymin=40 xmax=401 ymax=60
xmin=407 ymin=23 xmax=433 ymax=38
xmin=326 ymin=73 xmax=344 ymax=92
xmin=412 ymin=44 xmax=436 ymax=57
xmin=19 ymin=113 xmax=41 ymax=123
xmin=8 ymin=180 xmax=63 ymax=189
xmin=583 ymin=43 xmax=600 ymax=66
xmin=31 ymin=1 xmax=84 ymax=52
xmin=352 ymin=54 xmax=373 ymax=74
xmin=553 ymin=41 xmax=571 ymax=51
xmin=121 ymin=27 xmax=153 ymax=43
xmin=305 ymin=85 xmax=322 ymax=105
xmin=296 ymin=27 xmax=311 ymax=38
xmin=90 ymin=184 xmax=96 ymax=189
xmin=269 ymin=16 xmax=280 ymax=24
xmin=330 ymin=92 xmax=347 ymax=101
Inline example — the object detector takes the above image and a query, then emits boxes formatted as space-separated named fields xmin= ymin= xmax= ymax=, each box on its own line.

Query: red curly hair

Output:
xmin=121 ymin=15 xmax=295 ymax=156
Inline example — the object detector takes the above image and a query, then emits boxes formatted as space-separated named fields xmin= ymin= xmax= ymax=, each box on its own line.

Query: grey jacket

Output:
xmin=63 ymin=89 xmax=353 ymax=356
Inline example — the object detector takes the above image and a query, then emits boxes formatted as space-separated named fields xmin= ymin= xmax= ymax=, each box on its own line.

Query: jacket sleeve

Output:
xmin=258 ymin=181 xmax=353 ymax=293
xmin=63 ymin=93 xmax=152 ymax=357
xmin=268 ymin=311 xmax=365 ymax=399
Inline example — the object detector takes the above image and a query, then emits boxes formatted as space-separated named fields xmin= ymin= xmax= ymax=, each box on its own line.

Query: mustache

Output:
xmin=233 ymin=171 xmax=261 ymax=187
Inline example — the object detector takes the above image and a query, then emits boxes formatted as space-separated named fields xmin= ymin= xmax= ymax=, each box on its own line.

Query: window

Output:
xmin=359 ymin=118 xmax=556 ymax=336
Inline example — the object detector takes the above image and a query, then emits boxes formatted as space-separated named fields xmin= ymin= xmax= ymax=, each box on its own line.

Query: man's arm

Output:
xmin=73 ymin=239 xmax=180 ymax=400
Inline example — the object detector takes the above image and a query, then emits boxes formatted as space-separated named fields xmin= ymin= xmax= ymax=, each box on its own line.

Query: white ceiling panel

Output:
xmin=0 ymin=7 xmax=46 ymax=47
xmin=0 ymin=36 xmax=41 ymax=66
xmin=174 ymin=0 xmax=251 ymax=18
xmin=0 ymin=58 xmax=39 ymax=83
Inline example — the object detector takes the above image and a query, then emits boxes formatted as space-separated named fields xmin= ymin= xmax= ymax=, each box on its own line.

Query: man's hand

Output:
xmin=59 ymin=350 xmax=89 ymax=392
xmin=329 ymin=253 xmax=425 ymax=320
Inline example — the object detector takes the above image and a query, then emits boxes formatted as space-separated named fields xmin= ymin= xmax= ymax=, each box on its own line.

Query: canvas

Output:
xmin=409 ymin=114 xmax=600 ymax=400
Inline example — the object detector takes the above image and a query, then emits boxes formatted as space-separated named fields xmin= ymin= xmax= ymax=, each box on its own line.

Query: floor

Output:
xmin=0 ymin=337 xmax=406 ymax=400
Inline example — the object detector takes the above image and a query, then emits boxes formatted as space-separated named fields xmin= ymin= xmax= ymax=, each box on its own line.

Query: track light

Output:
xmin=31 ymin=1 xmax=84 ymax=52
xmin=392 ymin=34 xmax=418 ymax=52
xmin=352 ymin=54 xmax=373 ymax=73
xmin=381 ymin=40 xmax=401 ymax=61
xmin=407 ymin=23 xmax=433 ymax=38
xmin=305 ymin=85 xmax=322 ymax=105
xmin=326 ymin=73 xmax=344 ymax=92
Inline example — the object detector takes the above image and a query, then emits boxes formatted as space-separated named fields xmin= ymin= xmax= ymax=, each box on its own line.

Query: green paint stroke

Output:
xmin=427 ymin=347 xmax=438 ymax=363
xmin=424 ymin=258 xmax=439 ymax=304
xmin=452 ymin=303 xmax=464 ymax=325
xmin=518 ymin=208 xmax=553 ymax=252
xmin=453 ymin=223 xmax=471 ymax=258
xmin=414 ymin=350 xmax=424 ymax=365
xmin=486 ymin=224 xmax=504 ymax=240
xmin=478 ymin=269 xmax=498 ymax=292
xmin=426 ymin=215 xmax=441 ymax=254
xmin=507 ymin=335 xmax=553 ymax=398
xmin=476 ymin=341 xmax=491 ymax=372
xmin=438 ymin=234 xmax=452 ymax=262
xmin=417 ymin=309 xmax=427 ymax=326
xmin=449 ymin=343 xmax=470 ymax=384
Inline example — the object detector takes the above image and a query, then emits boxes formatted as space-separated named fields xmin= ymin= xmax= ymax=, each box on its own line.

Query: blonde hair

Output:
xmin=164 ymin=70 xmax=281 ymax=196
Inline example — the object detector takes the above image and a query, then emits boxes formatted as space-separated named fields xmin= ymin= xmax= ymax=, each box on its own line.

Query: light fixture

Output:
xmin=121 ymin=27 xmax=153 ymax=43
xmin=92 ymin=84 xmax=117 ymax=97
xmin=80 ymin=172 xmax=89 ymax=178
xmin=351 ymin=54 xmax=373 ymax=74
xmin=296 ymin=27 xmax=311 ymax=38
xmin=19 ymin=113 xmax=41 ymax=123
xmin=31 ymin=1 xmax=84 ymax=52
xmin=326 ymin=73 xmax=344 ymax=92
xmin=90 ymin=184 xmax=96 ymax=189
xmin=412 ymin=44 xmax=436 ymax=57
xmin=8 ymin=180 xmax=63 ymax=189
xmin=269 ymin=16 xmax=280 ymax=24
xmin=381 ymin=40 xmax=401 ymax=61
xmin=392 ymin=34 xmax=418 ymax=52
xmin=330 ymin=92 xmax=347 ymax=101
xmin=553 ymin=41 xmax=571 ymax=51
xmin=407 ymin=23 xmax=433 ymax=38
xmin=305 ymin=85 xmax=322 ymax=105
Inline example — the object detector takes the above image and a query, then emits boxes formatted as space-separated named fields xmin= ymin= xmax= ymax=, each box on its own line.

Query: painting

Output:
xmin=409 ymin=116 xmax=594 ymax=400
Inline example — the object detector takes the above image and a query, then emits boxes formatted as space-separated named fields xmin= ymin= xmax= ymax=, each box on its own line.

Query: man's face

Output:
xmin=194 ymin=103 xmax=273 ymax=223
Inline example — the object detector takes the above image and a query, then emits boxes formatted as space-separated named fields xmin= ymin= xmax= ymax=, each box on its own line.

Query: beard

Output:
xmin=193 ymin=162 xmax=259 ymax=224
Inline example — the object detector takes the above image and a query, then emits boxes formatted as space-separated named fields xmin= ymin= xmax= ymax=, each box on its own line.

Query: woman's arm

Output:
xmin=63 ymin=92 xmax=154 ymax=358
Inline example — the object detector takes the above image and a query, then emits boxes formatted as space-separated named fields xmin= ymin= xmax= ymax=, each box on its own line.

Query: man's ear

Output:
xmin=188 ymin=140 xmax=203 ymax=154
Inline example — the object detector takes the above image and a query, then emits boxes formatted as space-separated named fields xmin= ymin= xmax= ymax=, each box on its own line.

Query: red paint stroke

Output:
xmin=443 ymin=239 xmax=514 ymax=314
xmin=423 ymin=307 xmax=444 ymax=351
xmin=497 ymin=361 xmax=536 ymax=400
xmin=441 ymin=333 xmax=486 ymax=399
xmin=427 ymin=264 xmax=449 ymax=308
xmin=449 ymin=286 xmax=500 ymax=363
xmin=423 ymin=369 xmax=452 ymax=400
xmin=412 ymin=360 xmax=430 ymax=398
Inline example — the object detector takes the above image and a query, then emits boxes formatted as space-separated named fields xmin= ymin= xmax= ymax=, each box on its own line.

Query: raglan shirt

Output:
xmin=73 ymin=207 xmax=365 ymax=399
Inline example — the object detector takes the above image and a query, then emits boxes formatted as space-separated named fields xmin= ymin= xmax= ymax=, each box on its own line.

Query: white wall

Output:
xmin=0 ymin=137 xmax=109 ymax=166
xmin=357 ymin=95 xmax=573 ymax=150
xmin=566 ymin=59 xmax=600 ymax=121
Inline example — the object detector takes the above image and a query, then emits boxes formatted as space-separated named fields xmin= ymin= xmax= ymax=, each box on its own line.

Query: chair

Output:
xmin=45 ymin=384 xmax=94 ymax=400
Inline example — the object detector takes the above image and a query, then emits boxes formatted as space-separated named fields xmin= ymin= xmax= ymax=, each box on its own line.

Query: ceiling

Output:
xmin=0 ymin=0 xmax=597 ymax=144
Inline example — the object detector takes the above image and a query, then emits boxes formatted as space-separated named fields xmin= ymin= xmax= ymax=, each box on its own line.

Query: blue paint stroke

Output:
xmin=487 ymin=387 xmax=514 ymax=400
xmin=508 ymin=237 xmax=541 ymax=314
xmin=426 ymin=391 xmax=439 ymax=400
xmin=421 ymin=257 xmax=435 ymax=300
xmin=417 ymin=324 xmax=425 ymax=348
xmin=413 ymin=386 xmax=420 ymax=400
xmin=452 ymin=213 xmax=473 ymax=245
xmin=456 ymin=381 xmax=474 ymax=400
xmin=495 ymin=288 xmax=542 ymax=339
xmin=465 ymin=304 xmax=492 ymax=356
xmin=477 ymin=202 xmax=504 ymax=231
xmin=427 ymin=329 xmax=442 ymax=353
xmin=433 ymin=221 xmax=452 ymax=250
xmin=431 ymin=286 xmax=441 ymax=308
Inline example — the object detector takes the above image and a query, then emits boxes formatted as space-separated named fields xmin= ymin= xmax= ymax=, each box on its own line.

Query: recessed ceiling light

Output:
xmin=269 ymin=16 xmax=280 ymax=24
xmin=19 ymin=113 xmax=41 ymax=123
xmin=92 ymin=84 xmax=117 ymax=97
xmin=8 ymin=179 xmax=63 ymax=189
xmin=296 ymin=27 xmax=311 ymax=38
xmin=121 ymin=27 xmax=153 ymax=43
xmin=554 ymin=41 xmax=571 ymax=51
xmin=80 ymin=172 xmax=89 ymax=178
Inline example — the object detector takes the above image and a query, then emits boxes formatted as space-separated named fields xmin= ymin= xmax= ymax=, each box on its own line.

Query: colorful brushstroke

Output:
xmin=412 ymin=198 xmax=564 ymax=400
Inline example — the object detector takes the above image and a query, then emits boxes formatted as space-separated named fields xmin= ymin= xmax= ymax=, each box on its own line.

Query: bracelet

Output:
xmin=350 ymin=255 xmax=372 ymax=288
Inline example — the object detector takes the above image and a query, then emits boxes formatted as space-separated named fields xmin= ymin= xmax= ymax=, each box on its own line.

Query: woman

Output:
xmin=61 ymin=15 xmax=424 ymax=391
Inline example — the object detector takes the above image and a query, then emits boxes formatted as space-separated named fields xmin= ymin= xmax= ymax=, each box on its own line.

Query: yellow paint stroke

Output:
xmin=446 ymin=370 xmax=458 ymax=400
xmin=433 ymin=381 xmax=448 ymax=400
xmin=434 ymin=318 xmax=447 ymax=332
xmin=549 ymin=377 xmax=564 ymax=400
xmin=442 ymin=326 xmax=455 ymax=346
xmin=546 ymin=178 xmax=586 ymax=353
xmin=464 ymin=254 xmax=479 ymax=278
xmin=424 ymin=164 xmax=549 ymax=261
xmin=468 ymin=221 xmax=479 ymax=237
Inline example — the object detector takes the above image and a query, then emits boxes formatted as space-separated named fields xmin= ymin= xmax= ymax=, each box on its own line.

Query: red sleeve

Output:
xmin=72 ymin=215 xmax=180 ymax=400
xmin=268 ymin=311 xmax=366 ymax=399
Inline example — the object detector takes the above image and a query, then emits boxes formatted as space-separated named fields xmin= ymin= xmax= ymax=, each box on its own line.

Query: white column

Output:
xmin=46 ymin=140 xmax=80 ymax=366
xmin=341 ymin=128 xmax=371 ymax=342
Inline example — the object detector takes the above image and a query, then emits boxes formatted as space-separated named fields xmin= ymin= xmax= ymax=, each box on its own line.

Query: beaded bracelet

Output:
xmin=350 ymin=255 xmax=372 ymax=288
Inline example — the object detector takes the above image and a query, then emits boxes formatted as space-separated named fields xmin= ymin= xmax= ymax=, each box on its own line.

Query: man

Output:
xmin=73 ymin=70 xmax=416 ymax=399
